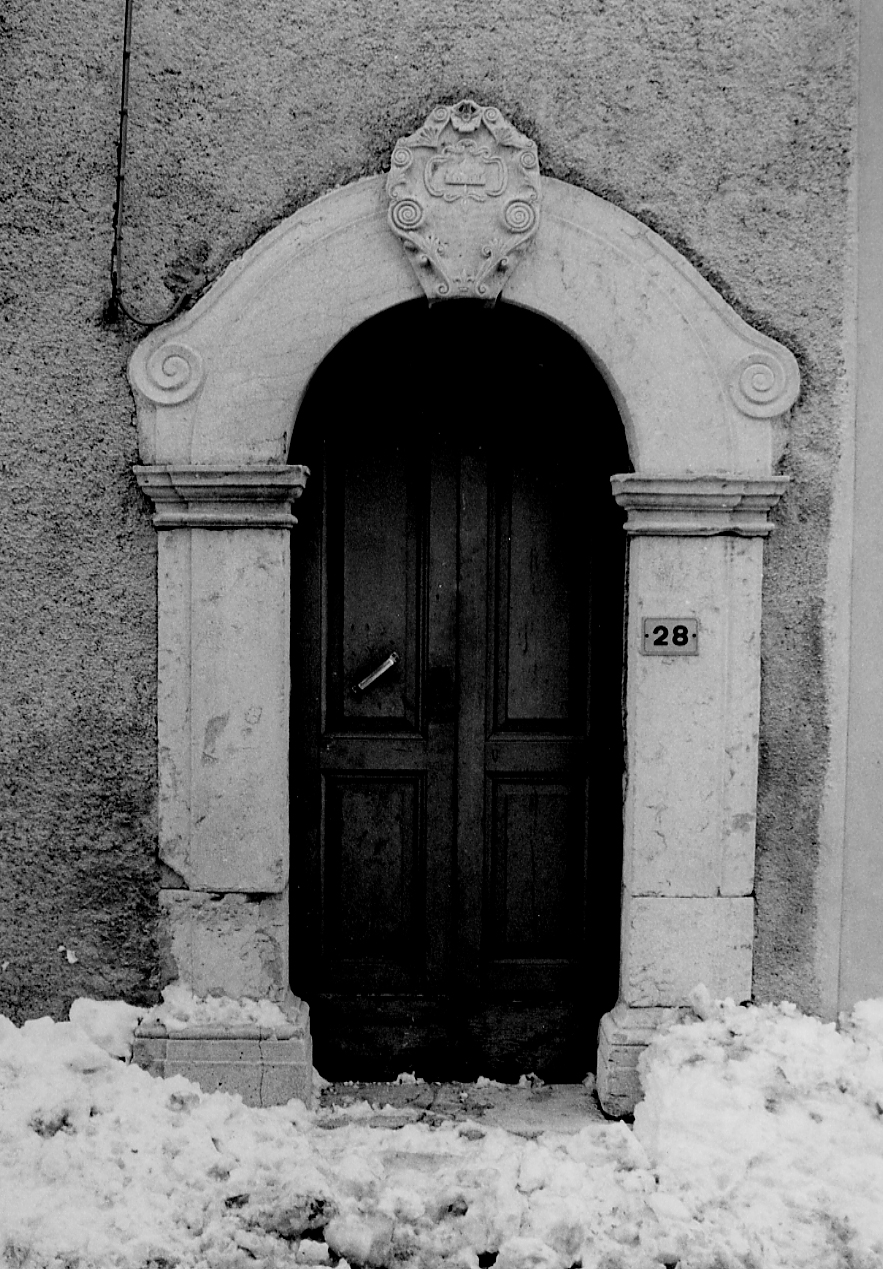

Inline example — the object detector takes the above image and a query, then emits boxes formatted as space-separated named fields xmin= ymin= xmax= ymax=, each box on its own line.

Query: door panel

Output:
xmin=488 ymin=778 xmax=580 ymax=955
xmin=453 ymin=447 xmax=489 ymax=993
xmin=494 ymin=454 xmax=587 ymax=729
xmin=483 ymin=768 xmax=586 ymax=998
xmin=323 ymin=773 xmax=424 ymax=992
xmin=326 ymin=438 xmax=424 ymax=731
xmin=291 ymin=299 xmax=627 ymax=1081
xmin=482 ymin=441 xmax=591 ymax=1002
xmin=313 ymin=418 xmax=457 ymax=1007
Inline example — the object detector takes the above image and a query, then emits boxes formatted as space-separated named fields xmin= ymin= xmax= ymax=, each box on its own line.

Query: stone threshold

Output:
xmin=316 ymin=1080 xmax=611 ymax=1136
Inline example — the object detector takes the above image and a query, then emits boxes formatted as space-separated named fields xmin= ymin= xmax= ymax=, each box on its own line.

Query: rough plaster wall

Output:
xmin=0 ymin=0 xmax=160 ymax=1021
xmin=0 ymin=0 xmax=854 ymax=1019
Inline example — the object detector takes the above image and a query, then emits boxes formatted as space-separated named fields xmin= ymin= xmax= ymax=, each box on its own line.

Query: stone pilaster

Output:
xmin=132 ymin=465 xmax=312 ymax=1107
xmin=596 ymin=475 xmax=787 ymax=1116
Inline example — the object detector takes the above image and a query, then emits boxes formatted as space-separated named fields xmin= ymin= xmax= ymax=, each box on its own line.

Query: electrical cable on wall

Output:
xmin=109 ymin=0 xmax=188 ymax=327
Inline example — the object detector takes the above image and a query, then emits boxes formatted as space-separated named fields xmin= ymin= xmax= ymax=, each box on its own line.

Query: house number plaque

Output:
xmin=641 ymin=618 xmax=699 ymax=655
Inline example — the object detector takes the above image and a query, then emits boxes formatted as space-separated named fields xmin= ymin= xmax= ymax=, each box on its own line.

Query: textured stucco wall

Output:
xmin=0 ymin=0 xmax=855 ymax=1020
xmin=1 ymin=0 xmax=160 ymax=1020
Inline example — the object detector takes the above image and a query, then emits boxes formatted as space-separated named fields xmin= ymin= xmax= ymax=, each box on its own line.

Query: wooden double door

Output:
xmin=291 ymin=301 xmax=627 ymax=1080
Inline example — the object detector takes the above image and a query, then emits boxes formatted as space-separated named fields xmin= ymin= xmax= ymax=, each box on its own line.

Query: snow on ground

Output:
xmin=2 ymin=989 xmax=883 ymax=1269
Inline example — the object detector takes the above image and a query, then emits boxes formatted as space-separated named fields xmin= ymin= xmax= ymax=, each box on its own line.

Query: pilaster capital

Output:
xmin=610 ymin=474 xmax=789 ymax=536
xmin=133 ymin=465 xmax=309 ymax=529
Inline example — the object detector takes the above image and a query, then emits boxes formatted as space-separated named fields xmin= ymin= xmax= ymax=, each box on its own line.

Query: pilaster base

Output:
xmin=596 ymin=1001 xmax=685 ymax=1117
xmin=133 ymin=999 xmax=312 ymax=1108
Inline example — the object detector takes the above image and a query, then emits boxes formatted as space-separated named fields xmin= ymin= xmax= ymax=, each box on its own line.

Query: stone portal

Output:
xmin=130 ymin=111 xmax=798 ymax=1111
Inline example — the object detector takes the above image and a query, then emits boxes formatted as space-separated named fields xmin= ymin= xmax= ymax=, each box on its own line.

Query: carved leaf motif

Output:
xmin=422 ymin=232 xmax=448 ymax=257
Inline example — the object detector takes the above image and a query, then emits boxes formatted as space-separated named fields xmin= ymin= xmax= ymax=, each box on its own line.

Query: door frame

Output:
xmin=130 ymin=174 xmax=799 ymax=1113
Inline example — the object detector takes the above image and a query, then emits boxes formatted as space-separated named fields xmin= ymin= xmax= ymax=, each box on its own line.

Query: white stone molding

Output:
xmin=134 ymin=465 xmax=309 ymax=529
xmin=611 ymin=474 xmax=789 ymax=536
xmin=127 ymin=175 xmax=798 ymax=474
xmin=127 ymin=168 xmax=800 ymax=1114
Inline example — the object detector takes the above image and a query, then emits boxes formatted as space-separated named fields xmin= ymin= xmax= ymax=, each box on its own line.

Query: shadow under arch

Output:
xmin=288 ymin=298 xmax=631 ymax=1080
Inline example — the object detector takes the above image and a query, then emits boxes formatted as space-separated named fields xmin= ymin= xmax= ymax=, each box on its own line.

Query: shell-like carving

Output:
xmin=142 ymin=342 xmax=205 ymax=406
xmin=729 ymin=350 xmax=798 ymax=419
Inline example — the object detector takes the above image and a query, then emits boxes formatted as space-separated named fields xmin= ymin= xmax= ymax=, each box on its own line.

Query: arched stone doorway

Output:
xmin=129 ymin=169 xmax=799 ymax=1114
xmin=289 ymin=298 xmax=630 ymax=1081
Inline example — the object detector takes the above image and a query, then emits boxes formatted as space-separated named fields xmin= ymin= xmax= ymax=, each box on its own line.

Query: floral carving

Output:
xmin=386 ymin=100 xmax=541 ymax=301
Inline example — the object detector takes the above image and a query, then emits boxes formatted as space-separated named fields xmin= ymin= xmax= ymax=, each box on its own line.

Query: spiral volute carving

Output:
xmin=729 ymin=351 xmax=795 ymax=418
xmin=390 ymin=197 xmax=425 ymax=231
xmin=503 ymin=198 xmax=538 ymax=234
xmin=142 ymin=342 xmax=204 ymax=406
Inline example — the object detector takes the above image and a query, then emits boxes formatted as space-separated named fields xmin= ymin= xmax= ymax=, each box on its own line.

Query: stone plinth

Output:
xmin=133 ymin=1000 xmax=312 ymax=1108
xmin=158 ymin=889 xmax=292 ymax=1002
xmin=596 ymin=1004 xmax=684 ymax=1118
xmin=620 ymin=896 xmax=753 ymax=1007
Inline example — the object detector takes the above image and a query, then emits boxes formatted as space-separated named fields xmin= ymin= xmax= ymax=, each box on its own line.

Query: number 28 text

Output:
xmin=641 ymin=617 xmax=699 ymax=656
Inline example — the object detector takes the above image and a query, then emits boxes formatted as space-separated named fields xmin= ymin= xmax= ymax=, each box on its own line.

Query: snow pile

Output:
xmin=140 ymin=981 xmax=292 ymax=1032
xmin=633 ymin=988 xmax=883 ymax=1267
xmin=0 ymin=1011 xmax=647 ymax=1269
xmin=0 ymin=1013 xmax=321 ymax=1267
xmin=67 ymin=999 xmax=145 ymax=1060
xmin=0 ymin=993 xmax=882 ymax=1268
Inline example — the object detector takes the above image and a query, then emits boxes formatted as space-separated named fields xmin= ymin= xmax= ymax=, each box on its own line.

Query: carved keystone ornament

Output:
xmin=386 ymin=100 xmax=542 ymax=301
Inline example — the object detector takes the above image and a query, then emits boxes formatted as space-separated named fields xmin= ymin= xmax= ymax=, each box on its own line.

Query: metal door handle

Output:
xmin=352 ymin=651 xmax=399 ymax=695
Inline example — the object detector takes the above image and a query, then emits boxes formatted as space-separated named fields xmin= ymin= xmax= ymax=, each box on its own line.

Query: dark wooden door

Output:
xmin=291 ymin=301 xmax=627 ymax=1081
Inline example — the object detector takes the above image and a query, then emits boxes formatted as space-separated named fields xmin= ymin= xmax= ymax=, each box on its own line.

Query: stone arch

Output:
xmin=130 ymin=176 xmax=797 ymax=476
xmin=130 ymin=173 xmax=799 ymax=1115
